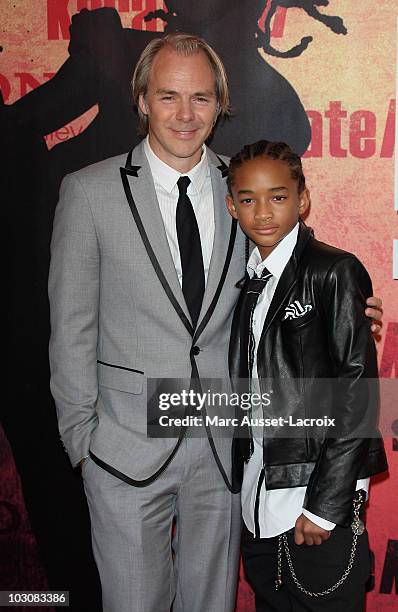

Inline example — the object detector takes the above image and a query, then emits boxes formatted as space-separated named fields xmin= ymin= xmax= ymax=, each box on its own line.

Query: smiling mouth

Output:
xmin=171 ymin=129 xmax=198 ymax=138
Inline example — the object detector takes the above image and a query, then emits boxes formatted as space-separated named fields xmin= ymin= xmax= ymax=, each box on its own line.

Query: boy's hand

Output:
xmin=365 ymin=296 xmax=383 ymax=334
xmin=294 ymin=514 xmax=331 ymax=546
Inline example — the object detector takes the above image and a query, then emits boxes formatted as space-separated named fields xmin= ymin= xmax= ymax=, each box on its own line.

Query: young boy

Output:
xmin=226 ymin=140 xmax=387 ymax=612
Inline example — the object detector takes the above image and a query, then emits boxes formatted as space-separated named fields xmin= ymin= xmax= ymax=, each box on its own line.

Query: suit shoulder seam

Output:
xmin=66 ymin=173 xmax=100 ymax=245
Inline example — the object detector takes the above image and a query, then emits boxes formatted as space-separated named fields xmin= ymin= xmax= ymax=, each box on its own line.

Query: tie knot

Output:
xmin=258 ymin=266 xmax=272 ymax=280
xmin=247 ymin=266 xmax=272 ymax=295
xmin=177 ymin=175 xmax=191 ymax=195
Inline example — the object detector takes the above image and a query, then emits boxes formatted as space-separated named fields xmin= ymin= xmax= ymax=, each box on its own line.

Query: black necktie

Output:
xmin=241 ymin=267 xmax=273 ymax=377
xmin=238 ymin=266 xmax=272 ymax=462
xmin=176 ymin=176 xmax=205 ymax=328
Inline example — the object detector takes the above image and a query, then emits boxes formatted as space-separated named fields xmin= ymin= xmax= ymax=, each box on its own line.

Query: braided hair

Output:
xmin=227 ymin=140 xmax=306 ymax=196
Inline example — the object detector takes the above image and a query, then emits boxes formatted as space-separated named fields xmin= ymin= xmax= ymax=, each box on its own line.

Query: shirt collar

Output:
xmin=144 ymin=136 xmax=209 ymax=195
xmin=247 ymin=222 xmax=299 ymax=280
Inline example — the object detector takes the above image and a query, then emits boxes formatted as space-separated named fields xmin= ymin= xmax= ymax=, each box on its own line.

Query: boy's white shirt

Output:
xmin=241 ymin=222 xmax=369 ymax=538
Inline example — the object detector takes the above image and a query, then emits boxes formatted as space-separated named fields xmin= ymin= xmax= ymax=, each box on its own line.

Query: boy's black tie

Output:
xmin=176 ymin=176 xmax=205 ymax=328
xmin=237 ymin=266 xmax=273 ymax=462
xmin=242 ymin=267 xmax=273 ymax=378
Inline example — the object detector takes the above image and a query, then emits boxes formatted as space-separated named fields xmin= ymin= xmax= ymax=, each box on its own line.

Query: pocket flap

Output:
xmin=281 ymin=309 xmax=318 ymax=331
xmin=97 ymin=361 xmax=144 ymax=394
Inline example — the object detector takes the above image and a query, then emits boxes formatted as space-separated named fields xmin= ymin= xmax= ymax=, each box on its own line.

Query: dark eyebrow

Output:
xmin=237 ymin=186 xmax=288 ymax=194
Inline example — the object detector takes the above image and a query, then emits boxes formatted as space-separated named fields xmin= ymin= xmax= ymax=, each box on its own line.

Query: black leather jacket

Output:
xmin=229 ymin=222 xmax=387 ymax=526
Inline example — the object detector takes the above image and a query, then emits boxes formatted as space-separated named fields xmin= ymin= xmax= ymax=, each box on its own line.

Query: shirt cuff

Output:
xmin=302 ymin=508 xmax=336 ymax=531
xmin=356 ymin=478 xmax=369 ymax=500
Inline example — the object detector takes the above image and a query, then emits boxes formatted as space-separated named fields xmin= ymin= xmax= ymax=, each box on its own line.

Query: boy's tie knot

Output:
xmin=246 ymin=267 xmax=272 ymax=297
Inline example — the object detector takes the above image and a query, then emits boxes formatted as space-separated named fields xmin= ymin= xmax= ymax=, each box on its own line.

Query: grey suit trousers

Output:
xmin=82 ymin=435 xmax=242 ymax=612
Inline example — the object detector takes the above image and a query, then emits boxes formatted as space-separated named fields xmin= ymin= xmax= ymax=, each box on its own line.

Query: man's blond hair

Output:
xmin=132 ymin=33 xmax=230 ymax=136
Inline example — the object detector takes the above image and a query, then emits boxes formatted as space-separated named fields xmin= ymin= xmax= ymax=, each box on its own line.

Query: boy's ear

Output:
xmin=299 ymin=188 xmax=310 ymax=216
xmin=226 ymin=194 xmax=238 ymax=219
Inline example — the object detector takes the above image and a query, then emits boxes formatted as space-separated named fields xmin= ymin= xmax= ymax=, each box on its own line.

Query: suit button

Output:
xmin=191 ymin=346 xmax=200 ymax=356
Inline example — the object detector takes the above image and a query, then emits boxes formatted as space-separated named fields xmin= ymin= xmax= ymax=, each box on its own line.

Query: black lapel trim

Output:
xmin=188 ymin=355 xmax=238 ymax=493
xmin=120 ymin=163 xmax=194 ymax=338
xmin=216 ymin=155 xmax=229 ymax=178
xmin=89 ymin=442 xmax=186 ymax=487
xmin=97 ymin=360 xmax=144 ymax=375
xmin=202 ymin=412 xmax=238 ymax=492
xmin=186 ymin=216 xmax=238 ymax=493
xmin=193 ymin=218 xmax=237 ymax=344
xmin=124 ymin=150 xmax=141 ymax=177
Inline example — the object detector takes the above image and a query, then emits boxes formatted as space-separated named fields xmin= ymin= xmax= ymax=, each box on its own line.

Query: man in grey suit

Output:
xmin=49 ymin=33 xmax=244 ymax=612
xmin=49 ymin=33 xmax=382 ymax=612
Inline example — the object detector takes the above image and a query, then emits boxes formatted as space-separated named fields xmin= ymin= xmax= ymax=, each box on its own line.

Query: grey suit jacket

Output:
xmin=49 ymin=141 xmax=246 ymax=489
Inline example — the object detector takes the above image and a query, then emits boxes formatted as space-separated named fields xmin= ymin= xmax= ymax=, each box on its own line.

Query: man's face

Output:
xmin=139 ymin=47 xmax=219 ymax=172
xmin=226 ymin=157 xmax=310 ymax=259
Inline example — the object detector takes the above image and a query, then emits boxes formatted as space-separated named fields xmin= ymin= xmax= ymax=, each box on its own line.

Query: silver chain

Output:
xmin=276 ymin=491 xmax=364 ymax=597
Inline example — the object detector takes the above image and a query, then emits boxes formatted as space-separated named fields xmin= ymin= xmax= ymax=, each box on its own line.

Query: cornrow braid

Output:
xmin=227 ymin=140 xmax=306 ymax=195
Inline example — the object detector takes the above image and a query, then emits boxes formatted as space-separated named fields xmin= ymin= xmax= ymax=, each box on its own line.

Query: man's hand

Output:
xmin=365 ymin=296 xmax=383 ymax=334
xmin=294 ymin=514 xmax=331 ymax=546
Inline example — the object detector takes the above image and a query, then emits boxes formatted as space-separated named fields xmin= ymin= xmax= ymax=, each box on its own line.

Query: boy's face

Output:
xmin=226 ymin=157 xmax=310 ymax=259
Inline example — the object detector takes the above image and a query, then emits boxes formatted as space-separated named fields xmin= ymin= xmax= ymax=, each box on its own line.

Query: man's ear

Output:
xmin=138 ymin=94 xmax=149 ymax=116
xmin=213 ymin=104 xmax=221 ymax=126
xmin=299 ymin=188 xmax=310 ymax=216
xmin=226 ymin=194 xmax=238 ymax=219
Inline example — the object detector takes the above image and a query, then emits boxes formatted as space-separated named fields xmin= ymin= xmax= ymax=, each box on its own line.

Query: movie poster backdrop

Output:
xmin=1 ymin=1 xmax=397 ymax=610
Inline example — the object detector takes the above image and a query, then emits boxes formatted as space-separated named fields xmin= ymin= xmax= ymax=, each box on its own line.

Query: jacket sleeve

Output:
xmin=303 ymin=255 xmax=378 ymax=526
xmin=48 ymin=174 xmax=100 ymax=467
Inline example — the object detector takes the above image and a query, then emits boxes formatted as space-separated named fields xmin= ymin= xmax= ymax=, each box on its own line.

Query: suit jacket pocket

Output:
xmin=280 ymin=309 xmax=318 ymax=332
xmin=97 ymin=361 xmax=144 ymax=394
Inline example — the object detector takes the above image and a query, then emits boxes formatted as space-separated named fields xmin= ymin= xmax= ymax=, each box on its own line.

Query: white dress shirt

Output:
xmin=241 ymin=222 xmax=369 ymax=538
xmin=143 ymin=137 xmax=215 ymax=287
